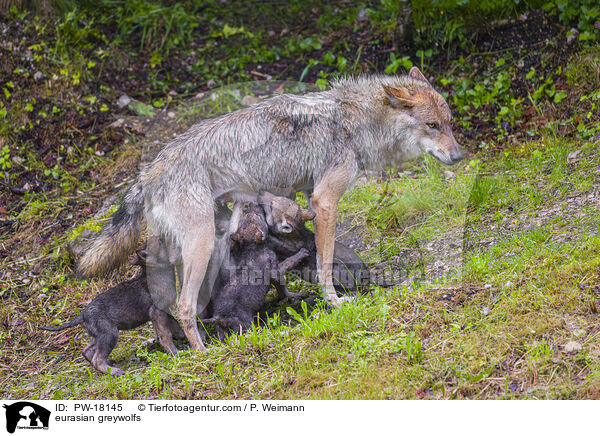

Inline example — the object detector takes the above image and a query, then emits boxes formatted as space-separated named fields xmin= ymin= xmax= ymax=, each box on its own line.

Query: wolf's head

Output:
xmin=381 ymin=67 xmax=463 ymax=166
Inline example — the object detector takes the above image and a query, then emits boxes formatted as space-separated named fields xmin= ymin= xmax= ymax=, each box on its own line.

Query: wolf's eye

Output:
xmin=426 ymin=122 xmax=438 ymax=130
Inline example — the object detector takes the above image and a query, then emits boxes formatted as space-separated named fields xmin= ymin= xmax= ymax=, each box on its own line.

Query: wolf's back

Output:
xmin=76 ymin=183 xmax=144 ymax=278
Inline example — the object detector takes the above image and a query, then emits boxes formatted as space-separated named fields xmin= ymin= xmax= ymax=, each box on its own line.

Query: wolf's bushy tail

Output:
xmin=76 ymin=184 xmax=144 ymax=278
xmin=39 ymin=315 xmax=83 ymax=331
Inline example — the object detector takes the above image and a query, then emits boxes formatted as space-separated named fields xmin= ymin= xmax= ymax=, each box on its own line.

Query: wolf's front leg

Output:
xmin=312 ymin=154 xmax=357 ymax=307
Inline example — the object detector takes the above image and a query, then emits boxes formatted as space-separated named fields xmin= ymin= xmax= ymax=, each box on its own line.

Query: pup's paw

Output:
xmin=298 ymin=248 xmax=310 ymax=257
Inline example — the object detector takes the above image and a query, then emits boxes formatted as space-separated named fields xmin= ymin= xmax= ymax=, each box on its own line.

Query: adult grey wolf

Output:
xmin=76 ymin=67 xmax=463 ymax=352
xmin=42 ymin=249 xmax=185 ymax=376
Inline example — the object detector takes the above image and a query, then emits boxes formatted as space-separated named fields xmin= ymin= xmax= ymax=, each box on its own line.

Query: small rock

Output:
xmin=194 ymin=92 xmax=205 ymax=99
xmin=484 ymin=284 xmax=492 ymax=289
xmin=504 ymin=280 xmax=514 ymax=288
xmin=109 ymin=118 xmax=124 ymax=128
xmin=356 ymin=9 xmax=368 ymax=22
xmin=563 ymin=341 xmax=582 ymax=354
xmin=567 ymin=149 xmax=582 ymax=163
xmin=444 ymin=170 xmax=455 ymax=180
xmin=206 ymin=79 xmax=216 ymax=89
xmin=167 ymin=111 xmax=175 ymax=119
xmin=22 ymin=278 xmax=30 ymax=285
xmin=242 ymin=95 xmax=261 ymax=106
xmin=117 ymin=94 xmax=131 ymax=108
xmin=566 ymin=28 xmax=579 ymax=44
xmin=33 ymin=71 xmax=43 ymax=80
xmin=481 ymin=307 xmax=491 ymax=316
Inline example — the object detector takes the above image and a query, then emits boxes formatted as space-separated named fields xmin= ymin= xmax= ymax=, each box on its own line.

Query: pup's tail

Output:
xmin=39 ymin=315 xmax=83 ymax=331
xmin=199 ymin=317 xmax=219 ymax=324
xmin=76 ymin=183 xmax=144 ymax=278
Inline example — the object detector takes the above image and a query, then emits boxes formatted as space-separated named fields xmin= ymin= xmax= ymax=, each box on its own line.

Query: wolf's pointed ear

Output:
xmin=383 ymin=85 xmax=416 ymax=108
xmin=408 ymin=66 xmax=430 ymax=85
xmin=301 ymin=209 xmax=316 ymax=221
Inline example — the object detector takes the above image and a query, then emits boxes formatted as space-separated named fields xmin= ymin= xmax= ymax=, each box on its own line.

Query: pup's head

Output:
xmin=231 ymin=206 xmax=269 ymax=245
xmin=258 ymin=191 xmax=315 ymax=236
xmin=382 ymin=67 xmax=463 ymax=165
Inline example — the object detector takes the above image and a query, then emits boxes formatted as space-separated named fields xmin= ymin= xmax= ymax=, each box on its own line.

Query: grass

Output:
xmin=2 ymin=129 xmax=598 ymax=399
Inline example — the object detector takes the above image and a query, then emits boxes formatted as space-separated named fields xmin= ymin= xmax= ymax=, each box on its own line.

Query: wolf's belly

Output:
xmin=209 ymin=160 xmax=314 ymax=200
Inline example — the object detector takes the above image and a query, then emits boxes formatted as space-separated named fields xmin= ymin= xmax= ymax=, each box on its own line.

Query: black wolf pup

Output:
xmin=40 ymin=250 xmax=184 ymax=376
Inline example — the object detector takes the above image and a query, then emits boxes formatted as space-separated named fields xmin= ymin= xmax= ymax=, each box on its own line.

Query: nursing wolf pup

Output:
xmin=201 ymin=206 xmax=309 ymax=338
xmin=76 ymin=67 xmax=462 ymax=352
xmin=259 ymin=191 xmax=370 ymax=293
xmin=41 ymin=250 xmax=184 ymax=376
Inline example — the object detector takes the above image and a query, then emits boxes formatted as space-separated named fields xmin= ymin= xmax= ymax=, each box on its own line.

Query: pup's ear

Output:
xmin=130 ymin=248 xmax=147 ymax=266
xmin=408 ymin=66 xmax=430 ymax=85
xmin=383 ymin=85 xmax=416 ymax=108
xmin=301 ymin=209 xmax=316 ymax=221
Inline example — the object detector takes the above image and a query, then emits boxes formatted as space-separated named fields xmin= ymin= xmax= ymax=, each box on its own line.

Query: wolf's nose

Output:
xmin=450 ymin=147 xmax=463 ymax=163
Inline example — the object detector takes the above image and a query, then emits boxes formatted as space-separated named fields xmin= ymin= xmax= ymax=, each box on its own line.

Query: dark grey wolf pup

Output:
xmin=41 ymin=250 xmax=184 ymax=376
xmin=76 ymin=68 xmax=462 ymax=352
xmin=201 ymin=206 xmax=309 ymax=338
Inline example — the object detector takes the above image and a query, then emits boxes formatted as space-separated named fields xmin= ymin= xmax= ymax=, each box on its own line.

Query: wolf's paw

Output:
xmin=105 ymin=366 xmax=125 ymax=377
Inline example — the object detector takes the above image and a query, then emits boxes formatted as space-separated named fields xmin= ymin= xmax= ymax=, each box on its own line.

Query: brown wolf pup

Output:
xmin=200 ymin=206 xmax=309 ymax=338
xmin=76 ymin=68 xmax=462 ymax=352
xmin=259 ymin=191 xmax=371 ymax=293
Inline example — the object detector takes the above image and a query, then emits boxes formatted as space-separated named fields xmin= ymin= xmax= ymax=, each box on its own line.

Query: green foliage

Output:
xmin=412 ymin=0 xmax=599 ymax=50
xmin=413 ymin=0 xmax=541 ymax=49
xmin=55 ymin=0 xmax=199 ymax=54
xmin=542 ymin=0 xmax=600 ymax=34
xmin=54 ymin=9 xmax=107 ymax=60
xmin=385 ymin=53 xmax=413 ymax=74
xmin=566 ymin=45 xmax=600 ymax=93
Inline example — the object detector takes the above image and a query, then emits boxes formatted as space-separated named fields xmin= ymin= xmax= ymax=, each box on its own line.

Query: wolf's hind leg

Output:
xmin=90 ymin=322 xmax=124 ymax=376
xmin=82 ymin=339 xmax=96 ymax=362
xmin=177 ymin=212 xmax=215 ymax=353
